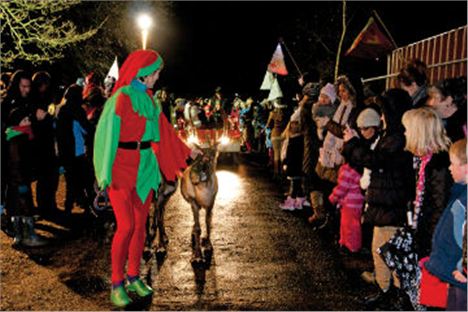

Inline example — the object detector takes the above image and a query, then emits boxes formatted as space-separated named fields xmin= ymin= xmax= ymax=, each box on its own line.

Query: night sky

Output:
xmin=12 ymin=1 xmax=466 ymax=99
xmin=147 ymin=1 xmax=466 ymax=99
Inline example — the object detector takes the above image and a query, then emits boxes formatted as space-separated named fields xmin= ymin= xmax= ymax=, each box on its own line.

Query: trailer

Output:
xmin=177 ymin=127 xmax=242 ymax=153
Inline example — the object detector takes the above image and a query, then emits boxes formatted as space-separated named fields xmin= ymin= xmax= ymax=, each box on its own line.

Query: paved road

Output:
xmin=1 ymin=157 xmax=374 ymax=311
xmin=143 ymin=158 xmax=369 ymax=310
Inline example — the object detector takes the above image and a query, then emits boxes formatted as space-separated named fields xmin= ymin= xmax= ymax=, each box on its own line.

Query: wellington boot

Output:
xmin=11 ymin=216 xmax=22 ymax=247
xmin=21 ymin=217 xmax=47 ymax=247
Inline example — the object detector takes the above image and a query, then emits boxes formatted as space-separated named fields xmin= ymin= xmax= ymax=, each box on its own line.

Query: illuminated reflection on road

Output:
xmin=215 ymin=170 xmax=243 ymax=206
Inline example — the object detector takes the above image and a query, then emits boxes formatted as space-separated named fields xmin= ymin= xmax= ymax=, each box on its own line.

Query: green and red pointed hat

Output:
xmin=112 ymin=49 xmax=164 ymax=94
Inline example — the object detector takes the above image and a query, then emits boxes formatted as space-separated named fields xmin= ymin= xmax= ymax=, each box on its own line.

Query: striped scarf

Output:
xmin=320 ymin=100 xmax=353 ymax=168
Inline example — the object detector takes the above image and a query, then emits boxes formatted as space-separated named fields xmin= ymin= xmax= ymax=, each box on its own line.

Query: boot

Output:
xmin=302 ymin=198 xmax=311 ymax=208
xmin=360 ymin=271 xmax=376 ymax=285
xmin=294 ymin=197 xmax=306 ymax=210
xmin=110 ymin=285 xmax=132 ymax=307
xmin=127 ymin=278 xmax=153 ymax=297
xmin=309 ymin=191 xmax=328 ymax=229
xmin=363 ymin=287 xmax=395 ymax=310
xmin=308 ymin=212 xmax=328 ymax=229
xmin=393 ymin=287 xmax=414 ymax=311
xmin=11 ymin=216 xmax=22 ymax=246
xmin=21 ymin=217 xmax=48 ymax=247
xmin=279 ymin=196 xmax=296 ymax=211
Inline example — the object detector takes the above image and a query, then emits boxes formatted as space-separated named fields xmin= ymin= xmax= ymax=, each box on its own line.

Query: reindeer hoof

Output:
xmin=156 ymin=246 xmax=167 ymax=256
xmin=143 ymin=249 xmax=153 ymax=262
xmin=201 ymin=238 xmax=213 ymax=250
xmin=163 ymin=234 xmax=169 ymax=245
xmin=191 ymin=255 xmax=204 ymax=267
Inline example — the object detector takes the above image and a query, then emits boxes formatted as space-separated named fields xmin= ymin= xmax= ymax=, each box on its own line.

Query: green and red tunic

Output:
xmin=94 ymin=52 xmax=190 ymax=203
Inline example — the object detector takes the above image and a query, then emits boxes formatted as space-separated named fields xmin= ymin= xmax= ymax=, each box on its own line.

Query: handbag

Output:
xmin=315 ymin=161 xmax=338 ymax=184
xmin=418 ymin=257 xmax=449 ymax=308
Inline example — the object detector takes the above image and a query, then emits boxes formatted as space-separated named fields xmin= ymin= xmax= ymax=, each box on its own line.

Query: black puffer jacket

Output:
xmin=415 ymin=152 xmax=453 ymax=258
xmin=344 ymin=133 xmax=414 ymax=226
xmin=444 ymin=106 xmax=466 ymax=143
xmin=343 ymin=89 xmax=415 ymax=226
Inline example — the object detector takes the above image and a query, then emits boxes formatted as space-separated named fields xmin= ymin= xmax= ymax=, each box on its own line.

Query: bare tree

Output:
xmin=334 ymin=0 xmax=347 ymax=80
xmin=0 ymin=0 xmax=100 ymax=67
xmin=59 ymin=0 xmax=174 ymax=82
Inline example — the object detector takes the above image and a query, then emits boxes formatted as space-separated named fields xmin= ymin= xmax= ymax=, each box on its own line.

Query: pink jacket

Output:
xmin=329 ymin=163 xmax=364 ymax=210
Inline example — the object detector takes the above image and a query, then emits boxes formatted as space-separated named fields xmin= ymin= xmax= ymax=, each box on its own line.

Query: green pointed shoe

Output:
xmin=127 ymin=278 xmax=153 ymax=297
xmin=110 ymin=285 xmax=132 ymax=308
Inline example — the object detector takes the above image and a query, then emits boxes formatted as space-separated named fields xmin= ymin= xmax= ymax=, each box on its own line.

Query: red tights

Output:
xmin=108 ymin=188 xmax=153 ymax=284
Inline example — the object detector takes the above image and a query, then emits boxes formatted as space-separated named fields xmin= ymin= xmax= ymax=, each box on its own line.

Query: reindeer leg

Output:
xmin=155 ymin=198 xmax=167 ymax=255
xmin=161 ymin=180 xmax=177 ymax=246
xmin=145 ymin=199 xmax=157 ymax=252
xmin=202 ymin=204 xmax=214 ymax=267
xmin=190 ymin=200 xmax=203 ymax=265
xmin=202 ymin=205 xmax=213 ymax=251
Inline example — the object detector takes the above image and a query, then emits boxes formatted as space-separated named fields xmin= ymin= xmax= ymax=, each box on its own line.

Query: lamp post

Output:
xmin=137 ymin=14 xmax=152 ymax=50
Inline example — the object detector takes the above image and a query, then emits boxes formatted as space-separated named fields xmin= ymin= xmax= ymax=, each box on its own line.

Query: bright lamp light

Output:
xmin=137 ymin=14 xmax=152 ymax=30
xmin=187 ymin=134 xmax=199 ymax=145
xmin=136 ymin=14 xmax=152 ymax=50
xmin=220 ymin=136 xmax=230 ymax=145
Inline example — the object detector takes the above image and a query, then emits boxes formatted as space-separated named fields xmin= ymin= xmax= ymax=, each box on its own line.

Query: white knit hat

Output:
xmin=357 ymin=108 xmax=381 ymax=128
xmin=320 ymin=83 xmax=337 ymax=103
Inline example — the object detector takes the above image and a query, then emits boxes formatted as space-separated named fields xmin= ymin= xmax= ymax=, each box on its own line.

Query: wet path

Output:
xmin=1 ymin=157 xmax=372 ymax=311
xmin=145 ymin=159 xmax=365 ymax=310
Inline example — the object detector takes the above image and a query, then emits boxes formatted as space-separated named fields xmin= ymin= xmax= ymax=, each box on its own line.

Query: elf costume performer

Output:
xmin=93 ymin=50 xmax=191 ymax=307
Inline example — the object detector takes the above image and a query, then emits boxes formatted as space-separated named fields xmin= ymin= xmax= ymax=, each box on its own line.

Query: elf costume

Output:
xmin=93 ymin=50 xmax=191 ymax=307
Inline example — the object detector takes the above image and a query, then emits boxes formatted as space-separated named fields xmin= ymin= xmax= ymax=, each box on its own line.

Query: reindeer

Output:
xmin=180 ymin=141 xmax=219 ymax=265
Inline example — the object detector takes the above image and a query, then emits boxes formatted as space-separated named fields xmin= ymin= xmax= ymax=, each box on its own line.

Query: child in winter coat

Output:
xmin=328 ymin=161 xmax=364 ymax=253
xmin=402 ymin=107 xmax=453 ymax=258
xmin=342 ymin=89 xmax=415 ymax=308
xmin=279 ymin=108 xmax=304 ymax=210
xmin=423 ymin=138 xmax=467 ymax=311
xmin=330 ymin=108 xmax=382 ymax=253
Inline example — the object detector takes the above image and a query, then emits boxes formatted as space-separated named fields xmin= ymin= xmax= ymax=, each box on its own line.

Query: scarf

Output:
xmin=320 ymin=100 xmax=353 ymax=168
xmin=411 ymin=153 xmax=433 ymax=229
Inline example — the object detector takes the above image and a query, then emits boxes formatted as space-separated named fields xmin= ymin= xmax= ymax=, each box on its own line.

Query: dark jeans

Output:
xmin=289 ymin=177 xmax=304 ymax=198
xmin=446 ymin=285 xmax=467 ymax=311
xmin=64 ymin=156 xmax=95 ymax=212
xmin=35 ymin=163 xmax=59 ymax=212
xmin=5 ymin=182 xmax=35 ymax=217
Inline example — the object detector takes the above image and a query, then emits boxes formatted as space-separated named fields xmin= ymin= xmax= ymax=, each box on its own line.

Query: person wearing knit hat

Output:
xmin=94 ymin=49 xmax=193 ymax=307
xmin=312 ymin=83 xmax=338 ymax=141
xmin=357 ymin=108 xmax=381 ymax=140
xmin=320 ymin=83 xmax=337 ymax=104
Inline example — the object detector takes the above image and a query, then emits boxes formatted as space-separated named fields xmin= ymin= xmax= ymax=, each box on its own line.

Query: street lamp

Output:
xmin=137 ymin=14 xmax=152 ymax=50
